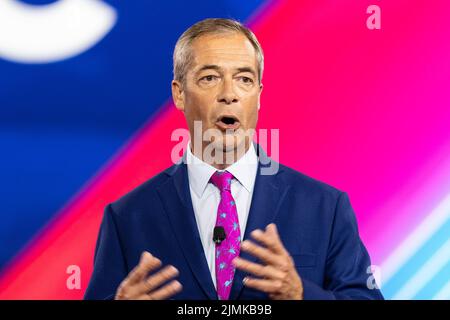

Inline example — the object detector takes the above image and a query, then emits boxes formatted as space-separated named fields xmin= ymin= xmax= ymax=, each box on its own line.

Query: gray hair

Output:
xmin=173 ymin=18 xmax=264 ymax=86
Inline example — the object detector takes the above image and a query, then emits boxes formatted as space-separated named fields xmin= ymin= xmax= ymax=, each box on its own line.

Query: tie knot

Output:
xmin=210 ymin=170 xmax=233 ymax=192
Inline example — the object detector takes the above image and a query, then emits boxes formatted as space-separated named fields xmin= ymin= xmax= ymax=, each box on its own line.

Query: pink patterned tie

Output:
xmin=210 ymin=170 xmax=241 ymax=300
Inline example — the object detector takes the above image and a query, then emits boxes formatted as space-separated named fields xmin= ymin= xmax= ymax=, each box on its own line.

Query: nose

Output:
xmin=217 ymin=78 xmax=238 ymax=105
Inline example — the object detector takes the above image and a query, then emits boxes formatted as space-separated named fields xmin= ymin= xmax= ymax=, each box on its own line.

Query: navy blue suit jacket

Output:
xmin=84 ymin=145 xmax=383 ymax=300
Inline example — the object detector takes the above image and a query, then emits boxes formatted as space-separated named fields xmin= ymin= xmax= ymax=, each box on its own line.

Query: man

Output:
xmin=84 ymin=18 xmax=383 ymax=300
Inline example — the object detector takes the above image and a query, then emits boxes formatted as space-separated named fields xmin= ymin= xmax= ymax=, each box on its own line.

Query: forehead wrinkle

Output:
xmin=192 ymin=40 xmax=256 ymax=59
xmin=197 ymin=50 xmax=255 ymax=60
xmin=193 ymin=51 xmax=257 ymax=68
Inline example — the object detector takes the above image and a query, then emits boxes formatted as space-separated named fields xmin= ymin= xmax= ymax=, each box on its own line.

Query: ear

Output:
xmin=257 ymin=83 xmax=263 ymax=110
xmin=172 ymin=80 xmax=185 ymax=112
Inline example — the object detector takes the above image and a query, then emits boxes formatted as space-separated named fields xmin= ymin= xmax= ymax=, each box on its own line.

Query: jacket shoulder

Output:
xmin=109 ymin=163 xmax=179 ymax=216
xmin=277 ymin=163 xmax=343 ymax=200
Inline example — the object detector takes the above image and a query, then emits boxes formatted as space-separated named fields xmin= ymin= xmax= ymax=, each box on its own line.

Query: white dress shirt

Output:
xmin=186 ymin=142 xmax=258 ymax=289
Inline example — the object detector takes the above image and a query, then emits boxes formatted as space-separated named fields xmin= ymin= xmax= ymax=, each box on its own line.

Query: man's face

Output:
xmin=172 ymin=32 xmax=263 ymax=160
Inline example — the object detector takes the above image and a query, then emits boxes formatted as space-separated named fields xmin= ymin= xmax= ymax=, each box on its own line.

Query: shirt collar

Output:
xmin=186 ymin=141 xmax=258 ymax=198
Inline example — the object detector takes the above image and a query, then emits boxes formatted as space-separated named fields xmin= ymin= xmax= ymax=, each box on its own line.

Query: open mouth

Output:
xmin=216 ymin=115 xmax=241 ymax=130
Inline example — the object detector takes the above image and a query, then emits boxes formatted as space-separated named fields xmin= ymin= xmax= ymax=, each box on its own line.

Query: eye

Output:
xmin=239 ymin=76 xmax=254 ymax=84
xmin=200 ymin=75 xmax=218 ymax=82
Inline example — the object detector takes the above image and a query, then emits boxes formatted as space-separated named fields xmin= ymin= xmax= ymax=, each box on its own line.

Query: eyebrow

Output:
xmin=195 ymin=64 xmax=221 ymax=76
xmin=236 ymin=67 xmax=257 ymax=78
xmin=195 ymin=64 xmax=257 ymax=78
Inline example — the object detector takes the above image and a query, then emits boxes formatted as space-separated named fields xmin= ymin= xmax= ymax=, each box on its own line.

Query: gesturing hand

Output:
xmin=115 ymin=251 xmax=182 ymax=300
xmin=232 ymin=223 xmax=304 ymax=300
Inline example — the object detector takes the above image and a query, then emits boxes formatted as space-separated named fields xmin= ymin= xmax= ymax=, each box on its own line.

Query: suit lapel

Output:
xmin=229 ymin=146 xmax=290 ymax=300
xmin=157 ymin=162 xmax=217 ymax=300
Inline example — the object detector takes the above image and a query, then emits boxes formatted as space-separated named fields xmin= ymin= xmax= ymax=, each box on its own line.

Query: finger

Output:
xmin=126 ymin=251 xmax=162 ymax=285
xmin=251 ymin=224 xmax=288 ymax=256
xmin=240 ymin=239 xmax=281 ymax=266
xmin=243 ymin=276 xmax=283 ymax=294
xmin=232 ymin=257 xmax=286 ymax=280
xmin=140 ymin=280 xmax=183 ymax=300
xmin=138 ymin=265 xmax=180 ymax=294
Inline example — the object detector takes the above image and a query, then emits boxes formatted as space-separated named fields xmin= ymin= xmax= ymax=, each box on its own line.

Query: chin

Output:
xmin=204 ymin=134 xmax=247 ymax=166
xmin=220 ymin=134 xmax=248 ymax=153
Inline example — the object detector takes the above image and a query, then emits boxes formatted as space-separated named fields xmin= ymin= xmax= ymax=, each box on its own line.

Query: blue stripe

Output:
xmin=413 ymin=250 xmax=450 ymax=299
xmin=382 ymin=216 xmax=450 ymax=299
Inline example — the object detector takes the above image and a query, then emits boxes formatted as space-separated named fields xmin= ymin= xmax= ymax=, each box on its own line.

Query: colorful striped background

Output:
xmin=0 ymin=0 xmax=449 ymax=299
